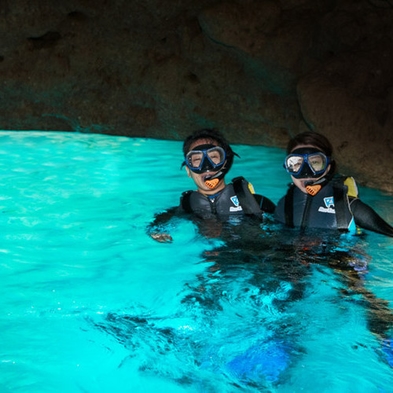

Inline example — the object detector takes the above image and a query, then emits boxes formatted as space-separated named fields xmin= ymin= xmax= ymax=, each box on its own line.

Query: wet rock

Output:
xmin=0 ymin=0 xmax=392 ymax=191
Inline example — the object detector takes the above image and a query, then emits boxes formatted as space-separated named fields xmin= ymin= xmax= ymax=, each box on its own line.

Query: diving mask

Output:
xmin=184 ymin=144 xmax=226 ymax=174
xmin=284 ymin=148 xmax=330 ymax=179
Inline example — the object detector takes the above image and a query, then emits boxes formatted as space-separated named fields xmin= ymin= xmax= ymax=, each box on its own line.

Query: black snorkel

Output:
xmin=304 ymin=164 xmax=336 ymax=196
xmin=204 ymin=149 xmax=240 ymax=189
xmin=204 ymin=168 xmax=227 ymax=189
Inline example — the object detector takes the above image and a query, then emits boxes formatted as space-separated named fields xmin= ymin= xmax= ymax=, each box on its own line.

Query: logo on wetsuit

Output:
xmin=230 ymin=195 xmax=243 ymax=212
xmin=318 ymin=196 xmax=335 ymax=214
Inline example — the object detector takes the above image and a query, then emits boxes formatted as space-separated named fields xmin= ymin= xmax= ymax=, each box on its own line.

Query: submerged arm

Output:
xmin=253 ymin=194 xmax=276 ymax=214
xmin=350 ymin=199 xmax=393 ymax=237
xmin=146 ymin=206 xmax=180 ymax=243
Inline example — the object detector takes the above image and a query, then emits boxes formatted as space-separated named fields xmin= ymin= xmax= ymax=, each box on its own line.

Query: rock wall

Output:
xmin=1 ymin=0 xmax=392 ymax=191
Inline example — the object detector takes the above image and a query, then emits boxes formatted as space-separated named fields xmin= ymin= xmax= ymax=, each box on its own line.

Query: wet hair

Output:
xmin=287 ymin=131 xmax=336 ymax=173
xmin=182 ymin=128 xmax=236 ymax=171
xmin=183 ymin=128 xmax=231 ymax=154
xmin=287 ymin=131 xmax=333 ymax=155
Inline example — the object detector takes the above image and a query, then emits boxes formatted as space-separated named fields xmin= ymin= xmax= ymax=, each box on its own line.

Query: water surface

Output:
xmin=1 ymin=131 xmax=393 ymax=392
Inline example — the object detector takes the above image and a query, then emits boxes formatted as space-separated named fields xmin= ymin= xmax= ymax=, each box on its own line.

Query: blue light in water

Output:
xmin=1 ymin=131 xmax=393 ymax=392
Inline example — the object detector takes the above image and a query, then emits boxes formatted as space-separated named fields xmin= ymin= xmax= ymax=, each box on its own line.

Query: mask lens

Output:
xmin=285 ymin=155 xmax=304 ymax=174
xmin=307 ymin=153 xmax=327 ymax=173
xmin=206 ymin=147 xmax=225 ymax=165
xmin=186 ymin=151 xmax=204 ymax=169
xmin=284 ymin=151 xmax=329 ymax=178
xmin=185 ymin=146 xmax=226 ymax=172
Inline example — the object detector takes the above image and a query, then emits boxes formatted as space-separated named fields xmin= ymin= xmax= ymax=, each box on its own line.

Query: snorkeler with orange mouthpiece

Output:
xmin=148 ymin=128 xmax=275 ymax=242
xmin=274 ymin=131 xmax=393 ymax=368
xmin=275 ymin=131 xmax=393 ymax=236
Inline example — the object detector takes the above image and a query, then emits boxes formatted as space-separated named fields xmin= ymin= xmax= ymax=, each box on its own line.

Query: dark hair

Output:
xmin=182 ymin=128 xmax=232 ymax=155
xmin=182 ymin=128 xmax=236 ymax=171
xmin=287 ymin=131 xmax=333 ymax=156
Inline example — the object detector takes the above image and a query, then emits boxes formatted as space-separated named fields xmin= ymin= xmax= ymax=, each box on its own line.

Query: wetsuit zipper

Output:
xmin=208 ymin=197 xmax=217 ymax=214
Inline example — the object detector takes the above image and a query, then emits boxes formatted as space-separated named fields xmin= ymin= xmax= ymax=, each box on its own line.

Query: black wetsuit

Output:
xmin=181 ymin=177 xmax=275 ymax=220
xmin=275 ymin=176 xmax=393 ymax=237
xmin=147 ymin=177 xmax=275 ymax=237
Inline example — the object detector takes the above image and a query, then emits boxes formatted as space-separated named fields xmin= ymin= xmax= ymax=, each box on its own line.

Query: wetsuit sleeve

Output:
xmin=146 ymin=206 xmax=181 ymax=242
xmin=148 ymin=206 xmax=179 ymax=228
xmin=253 ymin=194 xmax=276 ymax=214
xmin=273 ymin=196 xmax=286 ymax=224
xmin=350 ymin=199 xmax=393 ymax=237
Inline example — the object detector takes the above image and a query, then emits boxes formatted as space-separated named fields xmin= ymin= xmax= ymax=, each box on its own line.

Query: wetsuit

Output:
xmin=148 ymin=177 xmax=275 ymax=238
xmin=181 ymin=177 xmax=275 ymax=220
xmin=275 ymin=175 xmax=393 ymax=237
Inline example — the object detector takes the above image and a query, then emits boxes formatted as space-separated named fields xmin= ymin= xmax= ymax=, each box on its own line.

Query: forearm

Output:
xmin=254 ymin=194 xmax=276 ymax=214
xmin=351 ymin=199 xmax=393 ymax=237
xmin=146 ymin=206 xmax=180 ymax=242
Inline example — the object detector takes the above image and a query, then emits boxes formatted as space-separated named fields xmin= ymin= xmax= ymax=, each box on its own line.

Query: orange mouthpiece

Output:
xmin=305 ymin=184 xmax=322 ymax=196
xmin=205 ymin=178 xmax=220 ymax=189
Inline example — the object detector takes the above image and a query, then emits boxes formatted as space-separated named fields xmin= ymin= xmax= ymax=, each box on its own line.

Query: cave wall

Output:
xmin=1 ymin=0 xmax=392 ymax=191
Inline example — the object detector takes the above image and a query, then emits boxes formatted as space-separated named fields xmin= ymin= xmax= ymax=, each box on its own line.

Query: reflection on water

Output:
xmin=93 ymin=220 xmax=393 ymax=391
xmin=1 ymin=131 xmax=393 ymax=392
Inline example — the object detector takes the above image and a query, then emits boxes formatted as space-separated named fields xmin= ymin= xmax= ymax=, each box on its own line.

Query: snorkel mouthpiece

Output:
xmin=304 ymin=176 xmax=330 ymax=196
xmin=204 ymin=170 xmax=225 ymax=189
xmin=205 ymin=178 xmax=220 ymax=189
xmin=305 ymin=183 xmax=322 ymax=196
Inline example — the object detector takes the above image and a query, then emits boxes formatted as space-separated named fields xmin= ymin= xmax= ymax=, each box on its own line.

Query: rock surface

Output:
xmin=0 ymin=0 xmax=392 ymax=191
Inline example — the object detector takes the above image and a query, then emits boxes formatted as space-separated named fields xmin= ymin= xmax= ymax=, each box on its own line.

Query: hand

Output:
xmin=150 ymin=233 xmax=173 ymax=243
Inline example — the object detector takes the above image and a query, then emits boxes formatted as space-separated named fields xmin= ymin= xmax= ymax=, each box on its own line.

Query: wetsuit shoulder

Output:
xmin=337 ymin=175 xmax=393 ymax=237
xmin=343 ymin=176 xmax=358 ymax=198
xmin=232 ymin=176 xmax=275 ymax=216
xmin=180 ymin=189 xmax=220 ymax=219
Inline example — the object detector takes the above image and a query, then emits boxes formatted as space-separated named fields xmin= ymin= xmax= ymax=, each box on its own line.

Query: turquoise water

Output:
xmin=1 ymin=131 xmax=393 ymax=392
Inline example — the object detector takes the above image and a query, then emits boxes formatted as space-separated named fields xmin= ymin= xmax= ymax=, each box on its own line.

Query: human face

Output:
xmin=288 ymin=144 xmax=331 ymax=193
xmin=185 ymin=138 xmax=227 ymax=194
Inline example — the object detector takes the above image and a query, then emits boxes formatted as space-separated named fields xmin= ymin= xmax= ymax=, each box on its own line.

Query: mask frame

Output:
xmin=284 ymin=148 xmax=330 ymax=179
xmin=184 ymin=144 xmax=226 ymax=174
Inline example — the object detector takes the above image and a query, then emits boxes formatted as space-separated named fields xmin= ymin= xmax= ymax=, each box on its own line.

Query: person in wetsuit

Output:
xmin=274 ymin=131 xmax=393 ymax=367
xmin=148 ymin=128 xmax=275 ymax=242
xmin=275 ymin=131 xmax=393 ymax=237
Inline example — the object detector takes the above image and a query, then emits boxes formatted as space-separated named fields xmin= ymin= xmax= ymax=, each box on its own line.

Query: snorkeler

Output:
xmin=148 ymin=128 xmax=275 ymax=242
xmin=274 ymin=131 xmax=393 ymax=236
xmin=274 ymin=131 xmax=393 ymax=367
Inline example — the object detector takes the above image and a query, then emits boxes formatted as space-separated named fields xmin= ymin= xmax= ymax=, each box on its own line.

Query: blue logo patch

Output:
xmin=231 ymin=196 xmax=239 ymax=207
xmin=324 ymin=196 xmax=334 ymax=208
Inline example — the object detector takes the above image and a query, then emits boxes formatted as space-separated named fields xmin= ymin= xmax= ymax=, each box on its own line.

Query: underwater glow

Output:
xmin=1 ymin=131 xmax=393 ymax=392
